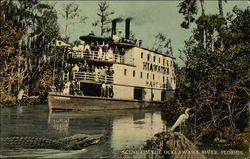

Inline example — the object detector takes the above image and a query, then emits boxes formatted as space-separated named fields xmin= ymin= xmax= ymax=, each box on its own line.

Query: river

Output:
xmin=0 ymin=104 xmax=168 ymax=158
xmin=1 ymin=105 xmax=248 ymax=159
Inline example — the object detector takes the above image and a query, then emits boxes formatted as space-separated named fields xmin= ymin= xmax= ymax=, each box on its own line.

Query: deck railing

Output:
xmin=69 ymin=50 xmax=134 ymax=65
xmin=63 ymin=72 xmax=113 ymax=84
xmin=63 ymin=73 xmax=69 ymax=81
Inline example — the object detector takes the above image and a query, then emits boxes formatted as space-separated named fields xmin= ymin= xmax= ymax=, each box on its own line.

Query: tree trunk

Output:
xmin=200 ymin=0 xmax=205 ymax=16
xmin=218 ymin=0 xmax=223 ymax=16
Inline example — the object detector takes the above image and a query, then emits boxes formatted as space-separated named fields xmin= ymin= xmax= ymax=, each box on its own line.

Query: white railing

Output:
xmin=73 ymin=72 xmax=113 ymax=84
xmin=63 ymin=72 xmax=69 ymax=81
xmin=69 ymin=50 xmax=134 ymax=65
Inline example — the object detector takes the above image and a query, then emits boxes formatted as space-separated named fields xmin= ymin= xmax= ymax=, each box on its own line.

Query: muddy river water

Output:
xmin=0 ymin=104 xmax=168 ymax=158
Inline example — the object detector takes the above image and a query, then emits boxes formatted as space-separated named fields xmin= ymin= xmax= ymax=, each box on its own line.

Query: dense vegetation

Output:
xmin=165 ymin=1 xmax=249 ymax=145
xmin=0 ymin=0 xmax=61 ymax=104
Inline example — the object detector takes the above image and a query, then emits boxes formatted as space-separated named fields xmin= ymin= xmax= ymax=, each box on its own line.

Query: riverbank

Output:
xmin=0 ymin=96 xmax=46 ymax=108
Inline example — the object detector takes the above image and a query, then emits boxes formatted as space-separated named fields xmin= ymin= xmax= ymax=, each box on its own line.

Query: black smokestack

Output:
xmin=111 ymin=19 xmax=117 ymax=36
xmin=125 ymin=18 xmax=131 ymax=39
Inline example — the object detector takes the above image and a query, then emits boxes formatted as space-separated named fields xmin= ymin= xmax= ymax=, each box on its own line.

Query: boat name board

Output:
xmin=54 ymin=96 xmax=71 ymax=100
xmin=145 ymin=81 xmax=167 ymax=89
xmin=143 ymin=62 xmax=168 ymax=74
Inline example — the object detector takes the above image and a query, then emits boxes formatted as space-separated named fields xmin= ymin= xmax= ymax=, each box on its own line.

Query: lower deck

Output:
xmin=48 ymin=92 xmax=165 ymax=111
xmin=63 ymin=81 xmax=174 ymax=102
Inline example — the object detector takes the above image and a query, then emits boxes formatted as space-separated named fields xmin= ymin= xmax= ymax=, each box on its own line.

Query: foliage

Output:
xmin=32 ymin=69 xmax=55 ymax=98
xmin=152 ymin=33 xmax=173 ymax=55
xmin=60 ymin=3 xmax=88 ymax=41
xmin=0 ymin=0 xmax=61 ymax=103
xmin=233 ymin=128 xmax=249 ymax=145
xmin=176 ymin=6 xmax=249 ymax=144
xmin=92 ymin=1 xmax=115 ymax=36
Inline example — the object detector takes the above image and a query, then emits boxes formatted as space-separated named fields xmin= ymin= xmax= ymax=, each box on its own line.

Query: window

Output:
xmin=167 ymin=68 xmax=169 ymax=75
xmin=163 ymin=59 xmax=165 ymax=66
xmin=124 ymin=69 xmax=127 ymax=75
xmin=153 ymin=74 xmax=155 ymax=80
xmin=147 ymin=54 xmax=150 ymax=61
xmin=133 ymin=70 xmax=135 ymax=77
xmin=140 ymin=72 xmax=143 ymax=78
xmin=141 ymin=52 xmax=143 ymax=59
xmin=159 ymin=57 xmax=161 ymax=63
xmin=147 ymin=73 xmax=149 ymax=79
xmin=163 ymin=76 xmax=165 ymax=82
xmin=167 ymin=60 xmax=169 ymax=66
xmin=153 ymin=56 xmax=155 ymax=62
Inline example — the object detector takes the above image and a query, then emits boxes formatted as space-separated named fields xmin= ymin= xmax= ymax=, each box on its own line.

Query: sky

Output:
xmin=49 ymin=0 xmax=248 ymax=66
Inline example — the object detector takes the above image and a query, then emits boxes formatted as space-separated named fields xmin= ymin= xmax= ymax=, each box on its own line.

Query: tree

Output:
xmin=152 ymin=33 xmax=173 ymax=55
xmin=61 ymin=3 xmax=88 ymax=42
xmin=0 ymin=0 xmax=61 ymax=103
xmin=92 ymin=1 xmax=114 ymax=36
xmin=178 ymin=0 xmax=227 ymax=49
xmin=178 ymin=7 xmax=249 ymax=143
xmin=218 ymin=0 xmax=227 ymax=16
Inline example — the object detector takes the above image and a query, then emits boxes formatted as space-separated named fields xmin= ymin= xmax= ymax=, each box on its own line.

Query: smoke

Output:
xmin=126 ymin=17 xmax=133 ymax=21
xmin=113 ymin=17 xmax=123 ymax=23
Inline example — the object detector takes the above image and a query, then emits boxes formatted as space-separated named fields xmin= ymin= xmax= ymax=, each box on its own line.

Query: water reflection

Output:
xmin=0 ymin=105 xmax=167 ymax=158
xmin=47 ymin=108 xmax=167 ymax=155
xmin=111 ymin=111 xmax=166 ymax=152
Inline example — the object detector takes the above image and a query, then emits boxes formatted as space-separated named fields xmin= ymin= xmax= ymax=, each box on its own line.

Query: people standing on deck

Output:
xmin=114 ymin=46 xmax=119 ymax=62
xmin=69 ymin=81 xmax=78 ymax=95
xmin=65 ymin=63 xmax=71 ymax=74
xmin=63 ymin=81 xmax=71 ymax=94
xmin=72 ymin=64 xmax=79 ymax=73
xmin=68 ymin=64 xmax=74 ymax=80
xmin=100 ymin=66 xmax=106 ymax=82
xmin=79 ymin=63 xmax=84 ymax=72
xmin=106 ymin=67 xmax=114 ymax=76
xmin=121 ymin=48 xmax=125 ymax=63
xmin=95 ymin=66 xmax=100 ymax=81
xmin=102 ymin=43 xmax=108 ymax=60
xmin=101 ymin=82 xmax=106 ymax=97
xmin=98 ymin=47 xmax=103 ymax=60
xmin=106 ymin=46 xmax=113 ymax=61
xmin=107 ymin=85 xmax=114 ymax=98
xmin=84 ymin=44 xmax=90 ymax=58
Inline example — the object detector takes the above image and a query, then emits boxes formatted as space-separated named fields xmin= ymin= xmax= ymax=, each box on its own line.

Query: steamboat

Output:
xmin=48 ymin=18 xmax=176 ymax=111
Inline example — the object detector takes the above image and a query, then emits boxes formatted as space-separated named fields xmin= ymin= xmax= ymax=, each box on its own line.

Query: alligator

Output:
xmin=0 ymin=134 xmax=103 ymax=150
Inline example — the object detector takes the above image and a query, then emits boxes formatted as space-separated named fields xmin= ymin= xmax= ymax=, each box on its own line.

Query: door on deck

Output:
xmin=161 ymin=90 xmax=167 ymax=101
xmin=134 ymin=87 xmax=144 ymax=100
xmin=80 ymin=83 xmax=101 ymax=96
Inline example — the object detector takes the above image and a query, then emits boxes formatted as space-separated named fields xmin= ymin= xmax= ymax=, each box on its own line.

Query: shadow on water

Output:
xmin=0 ymin=104 xmax=168 ymax=158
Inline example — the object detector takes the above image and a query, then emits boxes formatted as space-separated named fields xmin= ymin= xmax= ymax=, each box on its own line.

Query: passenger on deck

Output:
xmin=106 ymin=49 xmax=113 ymax=61
xmin=120 ymin=48 xmax=125 ymax=63
xmin=79 ymin=63 xmax=84 ymax=72
xmin=103 ymin=44 xmax=108 ymax=53
xmin=106 ymin=67 xmax=114 ymax=76
xmin=95 ymin=66 xmax=100 ymax=81
xmin=82 ymin=61 xmax=90 ymax=72
xmin=101 ymin=82 xmax=106 ymax=97
xmin=69 ymin=81 xmax=77 ymax=95
xmin=72 ymin=64 xmax=79 ymax=72
xmin=98 ymin=48 xmax=103 ymax=60
xmin=63 ymin=81 xmax=71 ymax=94
xmin=107 ymin=85 xmax=114 ymax=98
xmin=64 ymin=63 xmax=71 ymax=73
